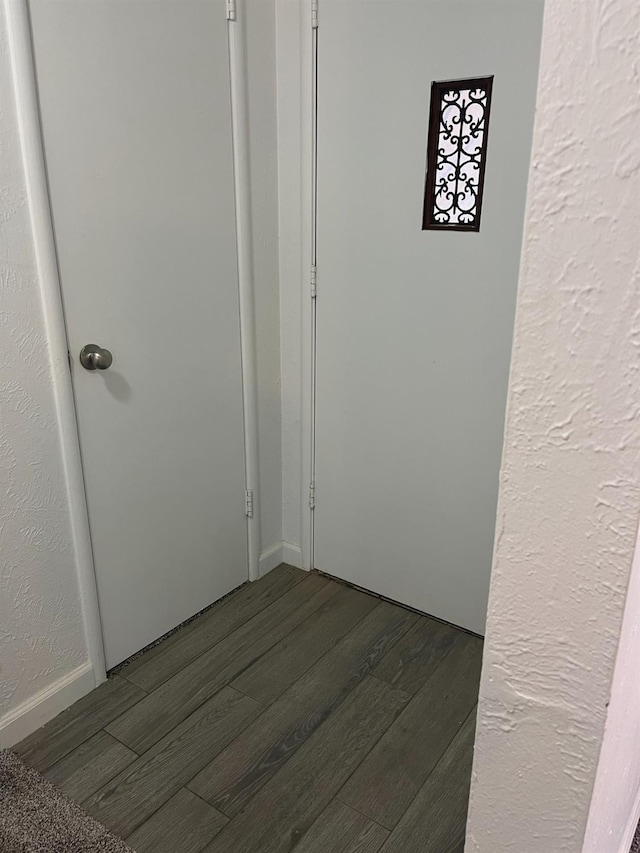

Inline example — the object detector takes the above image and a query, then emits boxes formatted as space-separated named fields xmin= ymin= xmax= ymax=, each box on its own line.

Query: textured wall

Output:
xmin=465 ymin=1 xmax=640 ymax=850
xmin=0 ymin=9 xmax=88 ymax=725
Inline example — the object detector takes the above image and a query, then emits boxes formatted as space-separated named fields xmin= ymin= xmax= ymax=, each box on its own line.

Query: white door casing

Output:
xmin=29 ymin=0 xmax=249 ymax=667
xmin=314 ymin=0 xmax=544 ymax=634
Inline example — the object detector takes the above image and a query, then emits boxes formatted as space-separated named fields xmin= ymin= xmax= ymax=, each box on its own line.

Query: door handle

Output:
xmin=80 ymin=344 xmax=113 ymax=371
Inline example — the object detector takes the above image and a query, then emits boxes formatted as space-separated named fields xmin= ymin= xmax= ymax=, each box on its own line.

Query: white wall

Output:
xmin=243 ymin=0 xmax=284 ymax=574
xmin=0 ymin=2 xmax=94 ymax=744
xmin=277 ymin=0 xmax=311 ymax=570
xmin=465 ymin=0 xmax=640 ymax=850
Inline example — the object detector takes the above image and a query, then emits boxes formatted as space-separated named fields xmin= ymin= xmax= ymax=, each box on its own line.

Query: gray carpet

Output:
xmin=633 ymin=822 xmax=640 ymax=853
xmin=0 ymin=750 xmax=133 ymax=853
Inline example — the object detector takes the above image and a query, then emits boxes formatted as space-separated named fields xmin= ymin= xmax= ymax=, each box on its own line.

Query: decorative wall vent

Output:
xmin=422 ymin=76 xmax=494 ymax=232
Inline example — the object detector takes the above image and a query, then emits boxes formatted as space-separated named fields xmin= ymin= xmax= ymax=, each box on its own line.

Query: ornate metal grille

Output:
xmin=422 ymin=77 xmax=494 ymax=232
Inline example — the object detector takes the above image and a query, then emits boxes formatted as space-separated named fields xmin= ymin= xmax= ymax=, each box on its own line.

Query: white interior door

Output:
xmin=29 ymin=0 xmax=248 ymax=667
xmin=315 ymin=0 xmax=544 ymax=634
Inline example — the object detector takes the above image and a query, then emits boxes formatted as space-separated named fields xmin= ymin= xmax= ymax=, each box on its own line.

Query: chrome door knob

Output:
xmin=80 ymin=344 xmax=113 ymax=371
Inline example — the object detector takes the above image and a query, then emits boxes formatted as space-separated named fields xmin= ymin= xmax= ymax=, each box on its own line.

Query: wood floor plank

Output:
xmin=231 ymin=585 xmax=379 ymax=704
xmin=188 ymin=601 xmax=416 ymax=817
xmin=371 ymin=614 xmax=461 ymax=695
xmin=13 ymin=573 xmax=477 ymax=853
xmin=121 ymin=564 xmax=306 ymax=692
xmin=125 ymin=788 xmax=228 ymax=853
xmin=43 ymin=730 xmax=137 ymax=804
xmin=84 ymin=687 xmax=261 ymax=838
xmin=339 ymin=633 xmax=483 ymax=829
xmin=295 ymin=800 xmax=389 ymax=853
xmin=106 ymin=574 xmax=336 ymax=753
xmin=14 ymin=675 xmax=147 ymax=771
xmin=200 ymin=676 xmax=411 ymax=853
xmin=378 ymin=710 xmax=477 ymax=853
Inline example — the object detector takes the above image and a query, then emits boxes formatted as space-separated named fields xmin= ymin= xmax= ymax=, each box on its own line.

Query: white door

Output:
xmin=315 ymin=0 xmax=544 ymax=634
xmin=29 ymin=0 xmax=248 ymax=667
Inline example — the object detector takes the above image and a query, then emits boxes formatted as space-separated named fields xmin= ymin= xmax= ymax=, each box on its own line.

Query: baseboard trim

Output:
xmin=258 ymin=542 xmax=284 ymax=577
xmin=0 ymin=661 xmax=96 ymax=748
xmin=619 ymin=779 xmax=640 ymax=853
xmin=282 ymin=541 xmax=304 ymax=570
xmin=258 ymin=541 xmax=306 ymax=576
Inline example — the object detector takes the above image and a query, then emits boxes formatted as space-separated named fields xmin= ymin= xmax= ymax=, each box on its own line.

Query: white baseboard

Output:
xmin=258 ymin=542 xmax=284 ymax=577
xmin=283 ymin=541 xmax=305 ymax=570
xmin=0 ymin=661 xmax=96 ymax=748
xmin=258 ymin=541 xmax=306 ymax=576
xmin=619 ymin=780 xmax=640 ymax=853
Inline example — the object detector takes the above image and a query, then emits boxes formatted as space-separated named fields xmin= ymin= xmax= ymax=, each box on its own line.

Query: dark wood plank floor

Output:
xmin=14 ymin=565 xmax=482 ymax=853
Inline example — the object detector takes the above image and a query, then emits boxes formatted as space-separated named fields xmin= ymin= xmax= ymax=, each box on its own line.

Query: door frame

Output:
xmin=6 ymin=0 xmax=261 ymax=686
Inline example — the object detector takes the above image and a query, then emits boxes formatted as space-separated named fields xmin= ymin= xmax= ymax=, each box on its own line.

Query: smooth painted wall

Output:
xmin=0 ymin=4 xmax=90 ymax=737
xmin=243 ymin=0 xmax=283 ymax=570
xmin=277 ymin=0 xmax=310 ymax=569
xmin=465 ymin=0 xmax=640 ymax=849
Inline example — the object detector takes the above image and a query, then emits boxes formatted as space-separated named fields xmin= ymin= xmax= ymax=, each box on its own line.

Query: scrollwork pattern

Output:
xmin=423 ymin=78 xmax=493 ymax=231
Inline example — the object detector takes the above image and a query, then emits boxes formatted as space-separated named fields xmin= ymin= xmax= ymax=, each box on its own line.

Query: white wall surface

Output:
xmin=0 ymin=2 xmax=92 ymax=742
xmin=465 ymin=0 xmax=640 ymax=850
xmin=277 ymin=0 xmax=311 ymax=569
xmin=243 ymin=0 xmax=284 ymax=571
xmin=277 ymin=0 xmax=302 ymax=558
xmin=583 ymin=526 xmax=640 ymax=853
